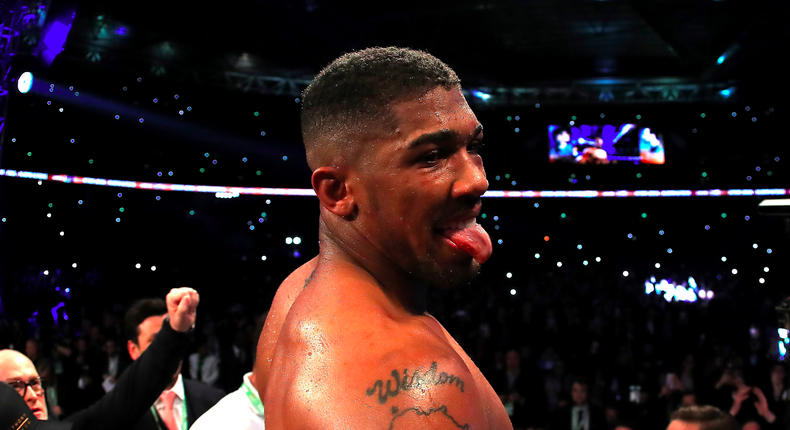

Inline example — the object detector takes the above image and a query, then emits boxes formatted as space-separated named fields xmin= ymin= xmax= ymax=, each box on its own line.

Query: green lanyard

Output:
xmin=150 ymin=395 xmax=188 ymax=430
xmin=240 ymin=378 xmax=265 ymax=416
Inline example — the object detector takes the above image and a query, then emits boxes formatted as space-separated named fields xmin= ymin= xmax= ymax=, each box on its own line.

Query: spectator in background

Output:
xmin=100 ymin=338 xmax=126 ymax=392
xmin=544 ymin=358 xmax=569 ymax=411
xmin=188 ymin=337 xmax=220 ymax=387
xmin=658 ymin=372 xmax=688 ymax=419
xmin=493 ymin=349 xmax=535 ymax=429
xmin=190 ymin=307 xmax=274 ymax=430
xmin=681 ymin=392 xmax=698 ymax=407
xmin=763 ymin=363 xmax=789 ymax=428
xmin=667 ymin=405 xmax=738 ymax=430
xmin=224 ymin=330 xmax=252 ymax=389
xmin=25 ymin=338 xmax=43 ymax=370
xmin=549 ymin=378 xmax=606 ymax=430
xmin=73 ymin=336 xmax=103 ymax=411
xmin=125 ymin=297 xmax=224 ymax=430
xmin=678 ymin=355 xmax=698 ymax=394
xmin=0 ymin=349 xmax=49 ymax=419
xmin=38 ymin=358 xmax=64 ymax=420
xmin=729 ymin=386 xmax=780 ymax=429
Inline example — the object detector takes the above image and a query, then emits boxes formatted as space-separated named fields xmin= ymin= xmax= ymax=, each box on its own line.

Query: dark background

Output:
xmin=0 ymin=1 xmax=788 ymax=426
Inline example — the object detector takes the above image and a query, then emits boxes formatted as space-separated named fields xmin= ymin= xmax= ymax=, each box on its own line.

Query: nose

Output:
xmin=451 ymin=152 xmax=488 ymax=200
xmin=25 ymin=385 xmax=38 ymax=398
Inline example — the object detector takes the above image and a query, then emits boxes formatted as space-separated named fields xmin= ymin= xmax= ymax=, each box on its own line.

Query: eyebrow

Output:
xmin=407 ymin=124 xmax=484 ymax=149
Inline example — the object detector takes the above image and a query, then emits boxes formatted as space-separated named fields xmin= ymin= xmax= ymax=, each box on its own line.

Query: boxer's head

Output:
xmin=303 ymin=47 xmax=490 ymax=289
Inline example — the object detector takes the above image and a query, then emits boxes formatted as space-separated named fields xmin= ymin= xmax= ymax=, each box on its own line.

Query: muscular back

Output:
xmin=263 ymin=264 xmax=512 ymax=430
xmin=253 ymin=257 xmax=318 ymax=400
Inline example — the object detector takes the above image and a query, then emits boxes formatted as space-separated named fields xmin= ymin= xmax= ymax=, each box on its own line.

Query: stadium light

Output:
xmin=472 ymin=90 xmax=491 ymax=101
xmin=17 ymin=72 xmax=33 ymax=93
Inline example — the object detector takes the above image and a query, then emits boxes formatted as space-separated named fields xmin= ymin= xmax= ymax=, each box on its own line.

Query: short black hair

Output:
xmin=301 ymin=46 xmax=461 ymax=170
xmin=670 ymin=405 xmax=739 ymax=430
xmin=572 ymin=377 xmax=590 ymax=388
xmin=124 ymin=298 xmax=167 ymax=345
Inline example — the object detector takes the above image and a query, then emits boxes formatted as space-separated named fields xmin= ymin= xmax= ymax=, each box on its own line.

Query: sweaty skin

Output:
xmin=254 ymin=257 xmax=318 ymax=400
xmin=262 ymin=86 xmax=512 ymax=430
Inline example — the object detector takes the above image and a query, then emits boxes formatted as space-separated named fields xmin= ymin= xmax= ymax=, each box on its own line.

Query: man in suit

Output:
xmin=0 ymin=288 xmax=198 ymax=430
xmin=549 ymin=378 xmax=606 ymax=430
xmin=100 ymin=338 xmax=129 ymax=393
xmin=125 ymin=298 xmax=224 ymax=430
xmin=493 ymin=349 xmax=547 ymax=429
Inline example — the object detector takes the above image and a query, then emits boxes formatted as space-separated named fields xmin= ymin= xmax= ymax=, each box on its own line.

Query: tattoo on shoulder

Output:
xmin=365 ymin=362 xmax=465 ymax=405
xmin=388 ymin=405 xmax=469 ymax=430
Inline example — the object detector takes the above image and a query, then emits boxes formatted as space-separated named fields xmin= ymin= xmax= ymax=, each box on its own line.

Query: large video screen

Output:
xmin=548 ymin=124 xmax=665 ymax=164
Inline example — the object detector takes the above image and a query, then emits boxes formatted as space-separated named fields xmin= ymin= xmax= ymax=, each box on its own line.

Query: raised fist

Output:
xmin=166 ymin=287 xmax=200 ymax=333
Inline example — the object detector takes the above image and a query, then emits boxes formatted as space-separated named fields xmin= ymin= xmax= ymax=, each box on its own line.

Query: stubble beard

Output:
xmin=409 ymin=251 xmax=482 ymax=290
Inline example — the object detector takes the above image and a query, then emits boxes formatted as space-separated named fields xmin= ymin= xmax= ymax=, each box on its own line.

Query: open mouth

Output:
xmin=436 ymin=217 xmax=477 ymax=232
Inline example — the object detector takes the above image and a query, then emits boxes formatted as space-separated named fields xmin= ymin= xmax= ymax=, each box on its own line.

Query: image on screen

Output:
xmin=548 ymin=124 xmax=665 ymax=165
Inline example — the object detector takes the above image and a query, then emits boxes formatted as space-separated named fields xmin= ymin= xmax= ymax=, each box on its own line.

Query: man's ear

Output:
xmin=127 ymin=340 xmax=141 ymax=361
xmin=311 ymin=165 xmax=356 ymax=218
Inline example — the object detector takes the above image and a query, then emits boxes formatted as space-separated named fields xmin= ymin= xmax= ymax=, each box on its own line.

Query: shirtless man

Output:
xmin=260 ymin=47 xmax=511 ymax=429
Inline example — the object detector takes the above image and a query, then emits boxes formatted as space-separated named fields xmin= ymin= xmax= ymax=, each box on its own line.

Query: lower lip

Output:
xmin=441 ymin=235 xmax=459 ymax=250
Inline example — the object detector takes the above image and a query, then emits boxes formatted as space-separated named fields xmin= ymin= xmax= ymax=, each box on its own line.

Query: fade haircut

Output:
xmin=300 ymin=47 xmax=461 ymax=171
xmin=670 ymin=405 xmax=739 ymax=430
xmin=124 ymin=298 xmax=167 ymax=345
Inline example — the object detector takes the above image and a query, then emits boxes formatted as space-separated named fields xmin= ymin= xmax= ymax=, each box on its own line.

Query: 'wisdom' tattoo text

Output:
xmin=366 ymin=362 xmax=465 ymax=405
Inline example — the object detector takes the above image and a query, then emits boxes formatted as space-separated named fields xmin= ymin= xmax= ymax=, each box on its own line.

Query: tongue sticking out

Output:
xmin=442 ymin=223 xmax=493 ymax=264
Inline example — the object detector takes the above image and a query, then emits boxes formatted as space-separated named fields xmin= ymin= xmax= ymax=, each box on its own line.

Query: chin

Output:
xmin=425 ymin=259 xmax=481 ymax=290
xmin=32 ymin=409 xmax=47 ymax=420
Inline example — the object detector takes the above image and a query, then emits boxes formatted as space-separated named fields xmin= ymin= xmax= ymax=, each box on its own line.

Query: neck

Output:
xmin=317 ymin=220 xmax=428 ymax=315
xmin=166 ymin=366 xmax=181 ymax=391
xmin=166 ymin=376 xmax=178 ymax=391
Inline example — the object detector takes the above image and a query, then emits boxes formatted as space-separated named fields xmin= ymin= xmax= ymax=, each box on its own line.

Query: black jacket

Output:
xmin=63 ymin=321 xmax=190 ymax=430
xmin=548 ymin=404 xmax=607 ymax=430
xmin=129 ymin=379 xmax=225 ymax=430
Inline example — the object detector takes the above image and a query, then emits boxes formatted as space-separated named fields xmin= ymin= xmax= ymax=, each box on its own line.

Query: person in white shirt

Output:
xmin=101 ymin=339 xmax=123 ymax=392
xmin=187 ymin=341 xmax=220 ymax=387
xmin=192 ymin=259 xmax=320 ymax=430
xmin=190 ymin=371 xmax=263 ymax=430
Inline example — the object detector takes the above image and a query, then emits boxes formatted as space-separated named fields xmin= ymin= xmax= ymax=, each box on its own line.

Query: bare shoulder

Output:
xmin=254 ymin=257 xmax=317 ymax=396
xmin=265 ymin=298 xmax=497 ymax=430
xmin=361 ymin=351 xmax=483 ymax=430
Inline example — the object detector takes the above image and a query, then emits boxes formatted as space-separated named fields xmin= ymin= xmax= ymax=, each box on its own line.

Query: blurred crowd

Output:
xmin=0 ymin=288 xmax=263 ymax=422
xmin=0 ymin=262 xmax=787 ymax=430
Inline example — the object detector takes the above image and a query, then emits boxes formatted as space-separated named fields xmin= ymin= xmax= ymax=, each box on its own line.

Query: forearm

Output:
xmin=65 ymin=321 xmax=189 ymax=430
xmin=761 ymin=409 xmax=777 ymax=423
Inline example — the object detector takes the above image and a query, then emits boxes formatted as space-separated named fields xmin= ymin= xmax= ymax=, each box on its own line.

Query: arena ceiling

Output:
xmin=55 ymin=0 xmax=782 ymax=86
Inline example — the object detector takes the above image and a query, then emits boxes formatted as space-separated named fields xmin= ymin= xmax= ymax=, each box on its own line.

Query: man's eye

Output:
xmin=421 ymin=150 xmax=441 ymax=164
